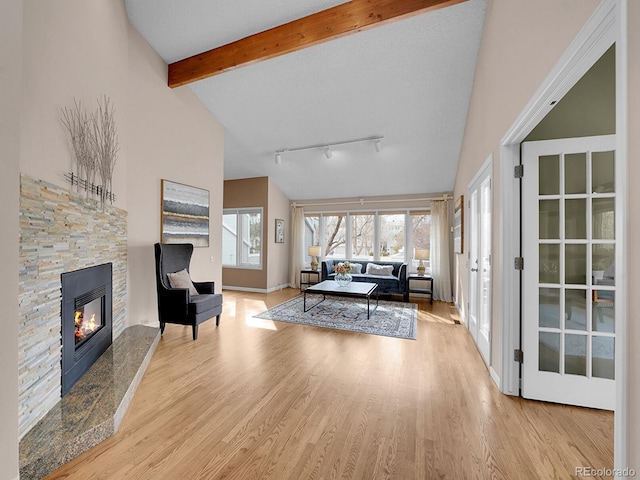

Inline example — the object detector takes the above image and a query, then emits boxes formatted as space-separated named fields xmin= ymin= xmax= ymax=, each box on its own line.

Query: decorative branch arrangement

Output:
xmin=61 ymin=96 xmax=119 ymax=208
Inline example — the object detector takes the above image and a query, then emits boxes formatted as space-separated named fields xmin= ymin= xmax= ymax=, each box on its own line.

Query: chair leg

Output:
xmin=160 ymin=322 xmax=166 ymax=335
xmin=216 ymin=315 xmax=220 ymax=326
xmin=192 ymin=325 xmax=198 ymax=340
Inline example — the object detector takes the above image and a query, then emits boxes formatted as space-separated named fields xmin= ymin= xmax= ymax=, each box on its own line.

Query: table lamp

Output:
xmin=415 ymin=248 xmax=429 ymax=276
xmin=308 ymin=245 xmax=321 ymax=271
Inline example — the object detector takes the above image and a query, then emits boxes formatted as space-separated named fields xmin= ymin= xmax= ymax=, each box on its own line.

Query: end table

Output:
xmin=408 ymin=274 xmax=433 ymax=304
xmin=300 ymin=269 xmax=320 ymax=291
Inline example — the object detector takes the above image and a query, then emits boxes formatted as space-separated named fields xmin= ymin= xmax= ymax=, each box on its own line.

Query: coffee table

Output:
xmin=303 ymin=280 xmax=379 ymax=319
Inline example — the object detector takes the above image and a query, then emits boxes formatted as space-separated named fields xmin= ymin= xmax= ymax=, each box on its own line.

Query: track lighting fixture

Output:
xmin=274 ymin=135 xmax=383 ymax=164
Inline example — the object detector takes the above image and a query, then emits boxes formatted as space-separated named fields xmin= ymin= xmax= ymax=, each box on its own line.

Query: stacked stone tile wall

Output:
xmin=18 ymin=174 xmax=127 ymax=438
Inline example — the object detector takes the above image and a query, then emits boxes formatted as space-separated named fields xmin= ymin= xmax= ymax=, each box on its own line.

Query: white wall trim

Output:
xmin=614 ymin=0 xmax=628 ymax=470
xmin=223 ymin=284 xmax=292 ymax=294
xmin=498 ymin=0 xmax=626 ymax=467
xmin=489 ymin=366 xmax=501 ymax=389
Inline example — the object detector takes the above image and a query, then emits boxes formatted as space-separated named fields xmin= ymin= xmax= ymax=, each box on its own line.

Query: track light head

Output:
xmin=324 ymin=147 xmax=332 ymax=159
xmin=375 ymin=139 xmax=382 ymax=152
xmin=275 ymin=152 xmax=282 ymax=165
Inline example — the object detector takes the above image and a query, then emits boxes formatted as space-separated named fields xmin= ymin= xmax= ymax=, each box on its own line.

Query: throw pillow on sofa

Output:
xmin=349 ymin=263 xmax=363 ymax=274
xmin=365 ymin=263 xmax=395 ymax=276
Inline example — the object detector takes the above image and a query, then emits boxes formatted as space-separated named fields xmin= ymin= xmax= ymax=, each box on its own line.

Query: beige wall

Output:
xmin=453 ymin=0 xmax=600 ymax=377
xmin=0 ymin=0 xmax=22 ymax=476
xmin=627 ymin=1 xmax=640 ymax=470
xmin=268 ymin=179 xmax=291 ymax=290
xmin=3 ymin=0 xmax=224 ymax=471
xmin=17 ymin=0 xmax=224 ymax=333
xmin=20 ymin=0 xmax=129 ymax=209
xmin=126 ymin=23 xmax=224 ymax=327
xmin=223 ymin=177 xmax=269 ymax=290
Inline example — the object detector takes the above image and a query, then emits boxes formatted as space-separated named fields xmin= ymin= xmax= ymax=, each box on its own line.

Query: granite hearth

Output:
xmin=19 ymin=325 xmax=160 ymax=479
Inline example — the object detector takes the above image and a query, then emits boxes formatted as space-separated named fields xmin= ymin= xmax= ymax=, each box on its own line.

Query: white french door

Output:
xmin=468 ymin=159 xmax=492 ymax=365
xmin=521 ymin=135 xmax=616 ymax=410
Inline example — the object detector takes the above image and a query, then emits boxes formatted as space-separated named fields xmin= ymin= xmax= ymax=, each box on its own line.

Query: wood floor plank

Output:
xmin=45 ymin=289 xmax=613 ymax=480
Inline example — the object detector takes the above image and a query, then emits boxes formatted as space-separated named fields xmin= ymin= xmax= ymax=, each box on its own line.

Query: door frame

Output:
xmin=498 ymin=0 xmax=627 ymax=468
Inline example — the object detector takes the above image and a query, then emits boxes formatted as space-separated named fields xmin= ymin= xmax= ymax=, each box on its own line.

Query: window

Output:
xmin=379 ymin=213 xmax=405 ymax=260
xmin=411 ymin=211 xmax=431 ymax=270
xmin=222 ymin=208 xmax=262 ymax=268
xmin=351 ymin=213 xmax=375 ymax=260
xmin=323 ymin=214 xmax=346 ymax=259
xmin=302 ymin=209 xmax=431 ymax=266
xmin=304 ymin=215 xmax=320 ymax=265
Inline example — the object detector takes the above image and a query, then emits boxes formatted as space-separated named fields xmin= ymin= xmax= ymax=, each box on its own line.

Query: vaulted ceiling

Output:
xmin=125 ymin=0 xmax=487 ymax=200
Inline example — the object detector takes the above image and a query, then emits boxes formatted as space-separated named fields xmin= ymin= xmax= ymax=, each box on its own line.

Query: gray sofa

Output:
xmin=321 ymin=259 xmax=408 ymax=301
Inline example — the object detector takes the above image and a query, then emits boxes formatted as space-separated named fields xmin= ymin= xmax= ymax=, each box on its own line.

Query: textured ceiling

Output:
xmin=125 ymin=0 xmax=487 ymax=200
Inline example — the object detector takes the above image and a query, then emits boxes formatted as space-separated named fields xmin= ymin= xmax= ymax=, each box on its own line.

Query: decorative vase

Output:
xmin=335 ymin=272 xmax=352 ymax=287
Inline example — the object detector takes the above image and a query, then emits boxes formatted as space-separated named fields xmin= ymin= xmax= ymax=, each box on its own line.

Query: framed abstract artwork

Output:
xmin=161 ymin=179 xmax=210 ymax=247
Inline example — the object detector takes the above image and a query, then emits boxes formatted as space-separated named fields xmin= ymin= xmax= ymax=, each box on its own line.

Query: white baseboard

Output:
xmin=489 ymin=366 xmax=501 ymax=390
xmin=453 ymin=298 xmax=465 ymax=325
xmin=223 ymin=284 xmax=292 ymax=294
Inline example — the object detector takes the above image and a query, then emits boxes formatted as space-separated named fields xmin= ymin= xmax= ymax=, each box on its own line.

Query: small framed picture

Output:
xmin=275 ymin=219 xmax=285 ymax=243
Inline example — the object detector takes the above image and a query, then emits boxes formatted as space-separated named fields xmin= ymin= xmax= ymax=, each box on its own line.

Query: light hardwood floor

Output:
xmin=47 ymin=289 xmax=613 ymax=479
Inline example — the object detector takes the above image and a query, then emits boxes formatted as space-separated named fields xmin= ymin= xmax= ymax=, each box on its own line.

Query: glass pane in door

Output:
xmin=565 ymin=153 xmax=587 ymax=194
xmin=565 ymin=199 xmax=587 ymax=239
xmin=539 ymin=200 xmax=560 ymax=239
xmin=592 ymin=337 xmax=615 ymax=379
xmin=565 ymin=244 xmax=587 ymax=284
xmin=539 ymin=155 xmax=560 ymax=195
xmin=565 ymin=289 xmax=586 ymax=331
xmin=539 ymin=244 xmax=560 ymax=284
xmin=539 ymin=288 xmax=560 ymax=328
xmin=592 ymin=151 xmax=615 ymax=193
xmin=565 ymin=334 xmax=587 ymax=376
xmin=539 ymin=332 xmax=560 ymax=373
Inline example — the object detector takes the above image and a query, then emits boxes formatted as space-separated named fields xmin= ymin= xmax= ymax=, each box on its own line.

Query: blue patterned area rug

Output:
xmin=254 ymin=295 xmax=417 ymax=340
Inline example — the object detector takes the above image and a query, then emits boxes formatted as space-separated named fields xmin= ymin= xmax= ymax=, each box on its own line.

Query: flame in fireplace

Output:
xmin=74 ymin=310 xmax=99 ymax=342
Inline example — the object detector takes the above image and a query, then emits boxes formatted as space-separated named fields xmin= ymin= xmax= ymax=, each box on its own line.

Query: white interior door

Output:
xmin=468 ymin=161 xmax=492 ymax=365
xmin=521 ymin=135 xmax=616 ymax=410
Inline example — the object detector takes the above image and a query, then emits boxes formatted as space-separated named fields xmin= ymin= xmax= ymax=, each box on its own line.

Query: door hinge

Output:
xmin=514 ymin=164 xmax=524 ymax=178
xmin=514 ymin=257 xmax=524 ymax=270
xmin=514 ymin=349 xmax=523 ymax=363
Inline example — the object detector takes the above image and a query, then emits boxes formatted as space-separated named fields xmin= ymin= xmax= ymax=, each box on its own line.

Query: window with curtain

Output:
xmin=222 ymin=208 xmax=263 ymax=268
xmin=300 ymin=209 xmax=433 ymax=264
xmin=304 ymin=215 xmax=320 ymax=265
xmin=411 ymin=211 xmax=431 ymax=270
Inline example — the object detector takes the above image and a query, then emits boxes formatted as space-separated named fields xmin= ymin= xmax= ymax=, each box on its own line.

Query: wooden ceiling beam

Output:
xmin=168 ymin=0 xmax=467 ymax=88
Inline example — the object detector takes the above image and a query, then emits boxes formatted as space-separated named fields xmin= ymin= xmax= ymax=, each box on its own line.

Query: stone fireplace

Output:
xmin=61 ymin=263 xmax=113 ymax=396
xmin=18 ymin=174 xmax=127 ymax=438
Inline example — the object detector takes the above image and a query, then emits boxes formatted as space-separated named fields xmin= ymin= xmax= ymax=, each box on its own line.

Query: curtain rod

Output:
xmin=291 ymin=194 xmax=452 ymax=208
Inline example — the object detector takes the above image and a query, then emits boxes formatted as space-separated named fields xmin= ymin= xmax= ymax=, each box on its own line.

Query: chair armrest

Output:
xmin=158 ymin=287 xmax=190 ymax=317
xmin=321 ymin=260 xmax=334 ymax=281
xmin=194 ymin=281 xmax=215 ymax=294
xmin=398 ymin=263 xmax=408 ymax=291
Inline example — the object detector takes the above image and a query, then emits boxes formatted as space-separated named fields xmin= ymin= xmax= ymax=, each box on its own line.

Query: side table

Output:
xmin=300 ymin=269 xmax=320 ymax=291
xmin=408 ymin=274 xmax=433 ymax=304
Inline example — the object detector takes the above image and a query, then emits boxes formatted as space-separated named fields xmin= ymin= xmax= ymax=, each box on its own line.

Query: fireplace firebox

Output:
xmin=61 ymin=263 xmax=113 ymax=396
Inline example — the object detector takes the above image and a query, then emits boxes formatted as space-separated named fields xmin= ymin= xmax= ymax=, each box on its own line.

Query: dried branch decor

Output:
xmin=61 ymin=96 xmax=119 ymax=208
